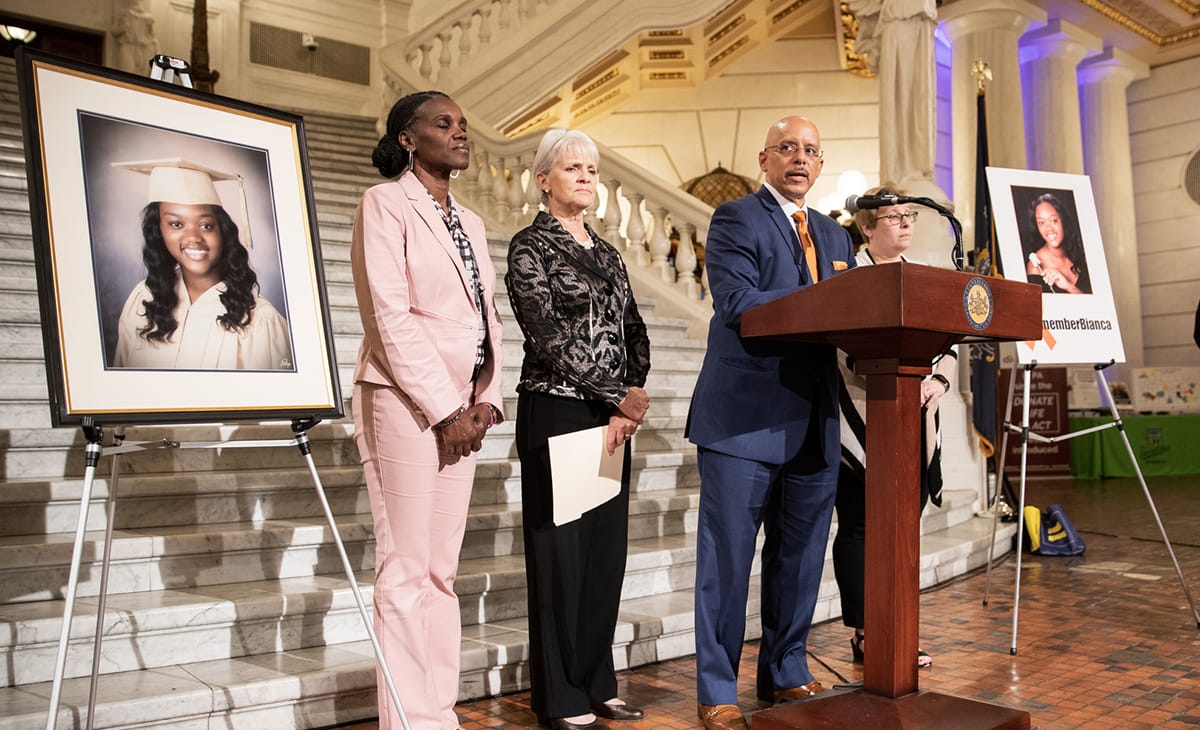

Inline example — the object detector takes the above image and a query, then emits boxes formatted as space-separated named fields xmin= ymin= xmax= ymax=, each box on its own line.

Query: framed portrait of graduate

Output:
xmin=986 ymin=167 xmax=1126 ymax=366
xmin=15 ymin=48 xmax=343 ymax=426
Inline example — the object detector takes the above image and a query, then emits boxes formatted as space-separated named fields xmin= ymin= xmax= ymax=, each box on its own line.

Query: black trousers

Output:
xmin=516 ymin=391 xmax=632 ymax=721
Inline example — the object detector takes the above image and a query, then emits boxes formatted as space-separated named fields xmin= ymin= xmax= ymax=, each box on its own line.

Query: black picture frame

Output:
xmin=15 ymin=48 xmax=343 ymax=426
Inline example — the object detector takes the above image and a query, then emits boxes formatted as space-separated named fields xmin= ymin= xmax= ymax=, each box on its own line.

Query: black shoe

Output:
xmin=851 ymin=632 xmax=864 ymax=663
xmin=591 ymin=701 xmax=645 ymax=720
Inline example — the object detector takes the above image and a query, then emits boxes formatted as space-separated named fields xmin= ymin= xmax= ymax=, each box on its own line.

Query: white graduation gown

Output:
xmin=114 ymin=272 xmax=293 ymax=370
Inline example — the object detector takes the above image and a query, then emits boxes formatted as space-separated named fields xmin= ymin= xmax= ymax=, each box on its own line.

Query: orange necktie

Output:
xmin=792 ymin=210 xmax=820 ymax=283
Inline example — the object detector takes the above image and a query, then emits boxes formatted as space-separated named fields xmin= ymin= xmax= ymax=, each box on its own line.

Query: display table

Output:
xmin=1069 ymin=414 xmax=1200 ymax=478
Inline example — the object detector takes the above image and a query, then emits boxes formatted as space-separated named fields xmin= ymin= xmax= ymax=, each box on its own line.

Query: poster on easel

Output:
xmin=15 ymin=48 xmax=343 ymax=426
xmin=999 ymin=365 xmax=1072 ymax=477
xmin=985 ymin=168 xmax=1126 ymax=366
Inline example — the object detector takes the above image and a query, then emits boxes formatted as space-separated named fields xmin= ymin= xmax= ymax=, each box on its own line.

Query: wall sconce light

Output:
xmin=0 ymin=25 xmax=37 ymax=44
xmin=301 ymin=32 xmax=318 ymax=52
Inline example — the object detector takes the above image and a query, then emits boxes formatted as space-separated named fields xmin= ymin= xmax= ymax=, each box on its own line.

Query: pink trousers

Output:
xmin=354 ymin=382 xmax=476 ymax=730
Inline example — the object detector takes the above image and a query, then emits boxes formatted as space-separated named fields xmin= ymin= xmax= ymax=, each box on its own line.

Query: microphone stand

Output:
xmin=908 ymin=196 xmax=965 ymax=271
xmin=847 ymin=195 xmax=965 ymax=271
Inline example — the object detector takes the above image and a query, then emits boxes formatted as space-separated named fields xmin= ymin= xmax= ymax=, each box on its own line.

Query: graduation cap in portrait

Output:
xmin=112 ymin=157 xmax=254 ymax=248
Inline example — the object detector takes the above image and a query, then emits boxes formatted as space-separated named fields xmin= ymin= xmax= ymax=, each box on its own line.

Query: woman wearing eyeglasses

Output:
xmin=833 ymin=185 xmax=955 ymax=669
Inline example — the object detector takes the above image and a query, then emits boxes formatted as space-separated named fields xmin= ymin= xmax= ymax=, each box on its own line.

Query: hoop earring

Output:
xmin=450 ymin=169 xmax=461 ymax=180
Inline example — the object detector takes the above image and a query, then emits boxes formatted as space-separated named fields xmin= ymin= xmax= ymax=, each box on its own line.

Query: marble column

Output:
xmin=937 ymin=0 xmax=1043 ymax=505
xmin=939 ymin=0 xmax=1045 ymax=249
xmin=1019 ymin=19 xmax=1097 ymax=174
xmin=1078 ymin=47 xmax=1150 ymax=366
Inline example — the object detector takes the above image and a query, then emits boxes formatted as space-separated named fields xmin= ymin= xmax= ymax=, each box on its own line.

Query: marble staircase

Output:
xmin=0 ymin=54 xmax=1015 ymax=729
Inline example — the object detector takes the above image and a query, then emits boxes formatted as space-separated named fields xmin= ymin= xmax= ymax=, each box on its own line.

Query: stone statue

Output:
xmin=114 ymin=0 xmax=160 ymax=75
xmin=848 ymin=0 xmax=952 ymax=265
xmin=848 ymin=0 xmax=938 ymax=187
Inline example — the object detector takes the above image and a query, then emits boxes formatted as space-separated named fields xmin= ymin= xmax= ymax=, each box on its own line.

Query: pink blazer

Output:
xmin=351 ymin=172 xmax=504 ymax=428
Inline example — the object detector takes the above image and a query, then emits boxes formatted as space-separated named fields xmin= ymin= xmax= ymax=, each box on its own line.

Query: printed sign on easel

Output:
xmin=999 ymin=366 xmax=1072 ymax=477
xmin=985 ymin=168 xmax=1125 ymax=366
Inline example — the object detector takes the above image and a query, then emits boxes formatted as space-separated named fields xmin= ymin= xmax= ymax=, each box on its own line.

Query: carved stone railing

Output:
xmin=455 ymin=120 xmax=714 ymax=309
xmin=383 ymin=0 xmax=732 ymax=124
xmin=377 ymin=48 xmax=715 ymax=324
xmin=400 ymin=0 xmax=533 ymax=86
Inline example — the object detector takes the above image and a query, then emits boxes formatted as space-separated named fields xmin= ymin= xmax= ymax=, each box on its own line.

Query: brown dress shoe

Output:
xmin=773 ymin=680 xmax=826 ymax=702
xmin=697 ymin=703 xmax=749 ymax=730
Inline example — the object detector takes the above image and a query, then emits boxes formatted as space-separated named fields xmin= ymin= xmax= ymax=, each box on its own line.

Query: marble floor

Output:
xmin=335 ymin=475 xmax=1200 ymax=729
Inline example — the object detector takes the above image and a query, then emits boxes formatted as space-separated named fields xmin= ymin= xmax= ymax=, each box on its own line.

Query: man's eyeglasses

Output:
xmin=877 ymin=211 xmax=919 ymax=226
xmin=763 ymin=141 xmax=824 ymax=160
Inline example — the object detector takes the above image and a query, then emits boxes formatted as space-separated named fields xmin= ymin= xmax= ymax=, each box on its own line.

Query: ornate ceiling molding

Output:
xmin=1081 ymin=0 xmax=1200 ymax=44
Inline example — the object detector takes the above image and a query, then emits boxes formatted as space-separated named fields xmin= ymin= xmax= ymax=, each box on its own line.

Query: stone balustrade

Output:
xmin=402 ymin=0 xmax=551 ymax=86
xmin=378 ymin=51 xmax=714 ymax=316
xmin=387 ymin=0 xmax=732 ymax=123
xmin=454 ymin=127 xmax=713 ymax=303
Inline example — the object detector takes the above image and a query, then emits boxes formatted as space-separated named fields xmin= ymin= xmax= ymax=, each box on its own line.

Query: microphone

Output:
xmin=1029 ymin=252 xmax=1058 ymax=292
xmin=844 ymin=193 xmax=922 ymax=213
xmin=843 ymin=192 xmax=965 ymax=271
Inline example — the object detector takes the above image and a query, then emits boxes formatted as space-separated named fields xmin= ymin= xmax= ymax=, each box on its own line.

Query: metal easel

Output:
xmin=44 ymin=419 xmax=410 ymax=730
xmin=45 ymin=55 xmax=410 ymax=730
xmin=980 ymin=360 xmax=1200 ymax=655
xmin=148 ymin=54 xmax=193 ymax=87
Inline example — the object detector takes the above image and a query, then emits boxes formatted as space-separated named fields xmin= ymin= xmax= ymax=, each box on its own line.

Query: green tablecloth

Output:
xmin=1069 ymin=414 xmax=1200 ymax=478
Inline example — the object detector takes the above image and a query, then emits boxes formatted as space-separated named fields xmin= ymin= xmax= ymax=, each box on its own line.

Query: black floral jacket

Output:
xmin=506 ymin=211 xmax=650 ymax=406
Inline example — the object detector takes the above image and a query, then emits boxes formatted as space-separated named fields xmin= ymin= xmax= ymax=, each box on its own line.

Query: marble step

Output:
xmin=0 ymin=165 xmax=26 ymax=187
xmin=0 ymin=488 xmax=991 ymax=679
xmin=0 ymin=258 xmax=43 ymax=283
xmin=0 ymin=208 xmax=30 ymax=235
xmin=0 ymin=443 xmax=702 ymax=551
xmin=0 ymin=284 xmax=689 ymax=344
xmin=0 ymin=186 xmax=27 ymax=212
xmin=302 ymin=145 xmax=384 ymax=171
xmin=0 ymin=148 xmax=26 ymax=174
xmin=0 ymin=477 xmax=978 ymax=610
xmin=0 ymin=355 xmax=699 ymax=428
xmin=303 ymin=135 xmax=376 ymax=159
xmin=0 ymin=334 xmax=703 ymax=387
xmin=0 ymin=504 xmax=705 ymax=686
xmin=0 ymin=303 xmax=693 ymax=359
xmin=291 ymin=109 xmax=377 ymax=132
xmin=0 ymin=377 xmax=698 ymax=457
xmin=0 ymin=232 xmax=35 ymax=260
xmin=0 ymin=515 xmax=1019 ymax=727
xmin=309 ymin=168 xmax=396 ymax=188
xmin=304 ymin=129 xmax=378 ymax=152
xmin=0 ymin=397 xmax=699 ymax=490
xmin=0 ymin=270 xmax=692 ymax=344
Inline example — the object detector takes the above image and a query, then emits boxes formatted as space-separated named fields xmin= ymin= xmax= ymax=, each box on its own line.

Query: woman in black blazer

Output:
xmin=506 ymin=128 xmax=651 ymax=730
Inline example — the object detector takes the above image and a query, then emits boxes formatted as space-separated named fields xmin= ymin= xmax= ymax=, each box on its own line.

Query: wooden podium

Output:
xmin=741 ymin=262 xmax=1041 ymax=729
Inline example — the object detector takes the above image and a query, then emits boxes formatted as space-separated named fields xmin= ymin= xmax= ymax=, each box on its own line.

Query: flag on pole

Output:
xmin=969 ymin=72 xmax=998 ymax=457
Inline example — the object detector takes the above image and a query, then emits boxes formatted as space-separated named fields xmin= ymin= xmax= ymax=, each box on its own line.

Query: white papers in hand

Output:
xmin=548 ymin=425 xmax=625 ymax=526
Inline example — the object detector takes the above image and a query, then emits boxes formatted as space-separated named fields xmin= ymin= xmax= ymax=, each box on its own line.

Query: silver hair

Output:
xmin=532 ymin=128 xmax=600 ymax=207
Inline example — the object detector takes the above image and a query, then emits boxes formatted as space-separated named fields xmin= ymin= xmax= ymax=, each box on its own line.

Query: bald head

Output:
xmin=759 ymin=116 xmax=824 ymax=204
xmin=764 ymin=116 xmax=817 ymax=146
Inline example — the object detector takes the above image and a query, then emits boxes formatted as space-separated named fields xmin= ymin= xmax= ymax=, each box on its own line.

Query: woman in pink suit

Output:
xmin=351 ymin=90 xmax=504 ymax=730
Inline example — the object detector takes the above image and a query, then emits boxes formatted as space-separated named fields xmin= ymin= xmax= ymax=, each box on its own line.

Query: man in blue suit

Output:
xmin=687 ymin=116 xmax=856 ymax=730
